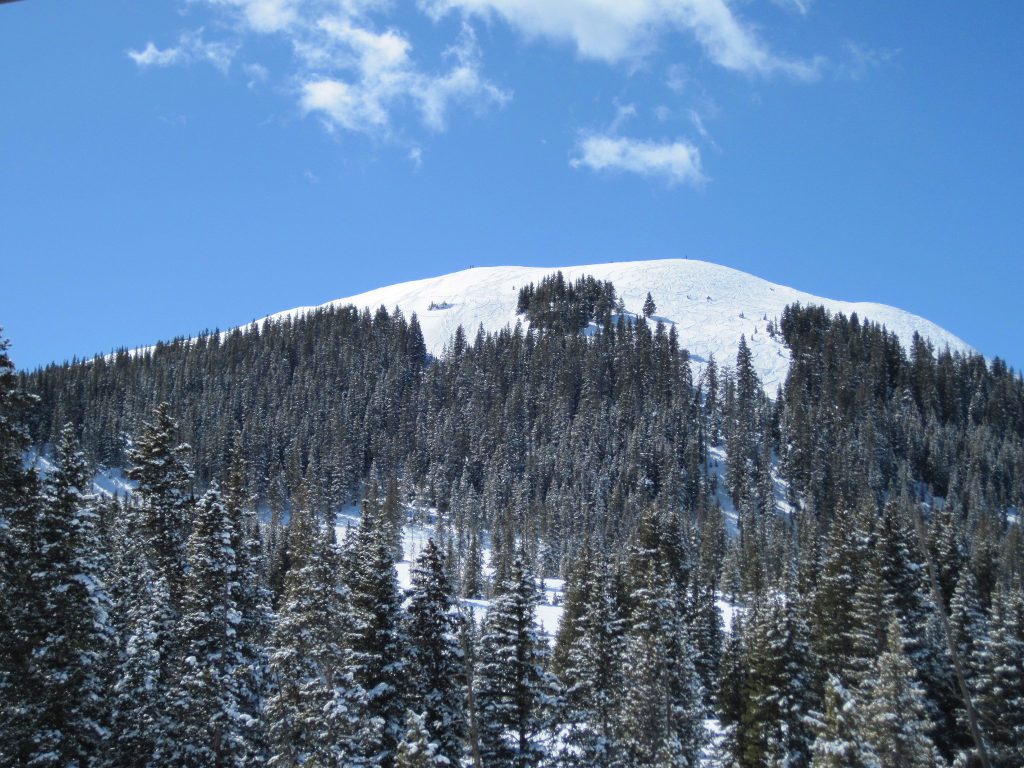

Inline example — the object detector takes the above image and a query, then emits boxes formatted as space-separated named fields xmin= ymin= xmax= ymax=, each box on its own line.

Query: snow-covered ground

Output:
xmin=335 ymin=504 xmax=567 ymax=644
xmin=27 ymin=449 xmax=135 ymax=499
xmin=257 ymin=259 xmax=976 ymax=393
xmin=705 ymin=444 xmax=795 ymax=536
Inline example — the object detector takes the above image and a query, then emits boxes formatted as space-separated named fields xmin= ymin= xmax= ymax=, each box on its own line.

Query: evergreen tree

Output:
xmin=475 ymin=556 xmax=562 ymax=768
xmin=971 ymin=588 xmax=1024 ymax=768
xmin=266 ymin=507 xmax=360 ymax=768
xmin=344 ymin=507 xmax=411 ymax=767
xmin=859 ymin=619 xmax=943 ymax=768
xmin=463 ymin=532 xmax=485 ymax=599
xmin=874 ymin=499 xmax=958 ymax=747
xmin=559 ymin=563 xmax=626 ymax=768
xmin=110 ymin=566 xmax=177 ymax=768
xmin=808 ymin=676 xmax=880 ymax=768
xmin=29 ymin=425 xmax=115 ymax=768
xmin=949 ymin=567 xmax=987 ymax=684
xmin=0 ymin=332 xmax=44 ymax=767
xmin=225 ymin=439 xmax=273 ymax=761
xmin=810 ymin=505 xmax=870 ymax=685
xmin=169 ymin=485 xmax=249 ymax=767
xmin=643 ymin=293 xmax=657 ymax=318
xmin=734 ymin=594 xmax=815 ymax=768
xmin=618 ymin=552 xmax=705 ymax=768
xmin=404 ymin=539 xmax=466 ymax=768
xmin=726 ymin=336 xmax=761 ymax=509
xmin=125 ymin=402 xmax=194 ymax=605
xmin=395 ymin=711 xmax=445 ymax=768
xmin=845 ymin=554 xmax=891 ymax=690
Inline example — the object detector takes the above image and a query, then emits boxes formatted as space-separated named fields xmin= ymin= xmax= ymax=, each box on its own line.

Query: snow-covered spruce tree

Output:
xmin=27 ymin=425 xmax=115 ymax=768
xmin=725 ymin=335 xmax=762 ymax=511
xmin=475 ymin=555 xmax=563 ymax=768
xmin=732 ymin=593 xmax=815 ymax=768
xmin=617 ymin=549 xmax=705 ymax=768
xmin=224 ymin=438 xmax=273 ymax=761
xmin=168 ymin=485 xmax=250 ymax=767
xmin=844 ymin=554 xmax=892 ymax=690
xmin=551 ymin=541 xmax=595 ymax=681
xmin=873 ymin=498 xmax=960 ymax=754
xmin=557 ymin=561 xmax=626 ymax=768
xmin=110 ymin=565 xmax=177 ymax=768
xmin=343 ymin=502 xmax=410 ymax=767
xmin=971 ymin=587 xmax=1024 ymax=768
xmin=858 ymin=619 xmax=943 ymax=768
xmin=266 ymin=505 xmax=361 ymax=768
xmin=687 ymin=553 xmax=724 ymax=698
xmin=809 ymin=502 xmax=871 ymax=686
xmin=395 ymin=711 xmax=445 ymax=768
xmin=643 ymin=292 xmax=657 ymax=318
xmin=404 ymin=539 xmax=466 ymax=768
xmin=462 ymin=532 xmax=484 ymax=599
xmin=0 ymin=332 xmax=45 ymax=768
xmin=124 ymin=402 xmax=194 ymax=607
xmin=808 ymin=676 xmax=880 ymax=768
xmin=948 ymin=567 xmax=987 ymax=684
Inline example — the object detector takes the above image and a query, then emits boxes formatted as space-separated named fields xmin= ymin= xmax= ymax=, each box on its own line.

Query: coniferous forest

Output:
xmin=2 ymin=272 xmax=1023 ymax=767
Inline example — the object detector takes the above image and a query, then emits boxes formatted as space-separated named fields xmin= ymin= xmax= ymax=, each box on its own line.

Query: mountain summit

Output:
xmin=262 ymin=259 xmax=973 ymax=392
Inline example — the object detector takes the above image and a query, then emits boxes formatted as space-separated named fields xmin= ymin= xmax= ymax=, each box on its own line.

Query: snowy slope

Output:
xmin=259 ymin=259 xmax=974 ymax=393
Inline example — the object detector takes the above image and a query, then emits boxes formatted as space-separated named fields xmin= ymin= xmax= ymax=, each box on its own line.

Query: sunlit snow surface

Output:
xmin=261 ymin=259 xmax=975 ymax=393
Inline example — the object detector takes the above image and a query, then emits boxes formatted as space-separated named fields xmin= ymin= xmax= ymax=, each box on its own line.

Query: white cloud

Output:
xmin=299 ymin=21 xmax=508 ymax=135
xmin=128 ymin=42 xmax=185 ymax=68
xmin=198 ymin=0 xmax=299 ymax=33
xmin=127 ymin=30 xmax=236 ymax=73
xmin=133 ymin=0 xmax=825 ymax=159
xmin=571 ymin=133 xmax=706 ymax=186
xmin=156 ymin=2 xmax=510 ymax=139
xmin=421 ymin=0 xmax=820 ymax=78
xmin=408 ymin=146 xmax=423 ymax=168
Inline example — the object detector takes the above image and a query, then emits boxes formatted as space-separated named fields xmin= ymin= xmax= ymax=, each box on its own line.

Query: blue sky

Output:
xmin=2 ymin=0 xmax=1022 ymax=372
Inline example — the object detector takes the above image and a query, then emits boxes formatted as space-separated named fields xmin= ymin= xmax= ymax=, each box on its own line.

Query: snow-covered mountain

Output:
xmin=260 ymin=259 xmax=973 ymax=393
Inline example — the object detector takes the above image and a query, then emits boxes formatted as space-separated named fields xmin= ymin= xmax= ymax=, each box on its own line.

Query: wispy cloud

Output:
xmin=571 ymin=134 xmax=706 ymax=186
xmin=127 ymin=29 xmax=237 ymax=73
xmin=128 ymin=42 xmax=184 ymax=68
xmin=421 ymin=0 xmax=821 ymax=78
xmin=838 ymin=42 xmax=897 ymax=81
xmin=769 ymin=0 xmax=813 ymax=15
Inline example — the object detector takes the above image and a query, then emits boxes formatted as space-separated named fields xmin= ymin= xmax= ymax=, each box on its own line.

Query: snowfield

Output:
xmin=257 ymin=259 xmax=975 ymax=393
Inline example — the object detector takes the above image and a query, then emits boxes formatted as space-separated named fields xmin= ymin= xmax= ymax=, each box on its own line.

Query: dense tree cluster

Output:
xmin=516 ymin=272 xmax=618 ymax=334
xmin=3 ymin=275 xmax=1023 ymax=766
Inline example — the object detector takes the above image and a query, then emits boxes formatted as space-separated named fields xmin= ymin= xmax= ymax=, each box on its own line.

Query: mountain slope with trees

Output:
xmin=2 ymin=262 xmax=1022 ymax=767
